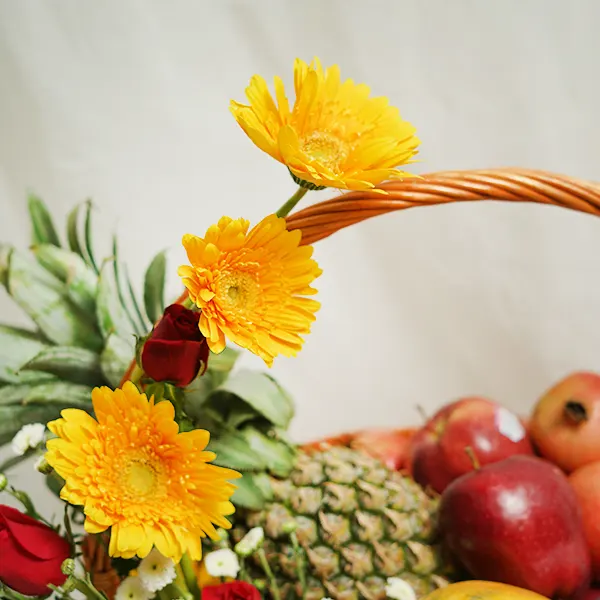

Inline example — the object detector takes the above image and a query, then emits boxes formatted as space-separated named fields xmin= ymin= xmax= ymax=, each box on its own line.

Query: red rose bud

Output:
xmin=203 ymin=582 xmax=262 ymax=600
xmin=0 ymin=504 xmax=71 ymax=596
xmin=141 ymin=304 xmax=209 ymax=387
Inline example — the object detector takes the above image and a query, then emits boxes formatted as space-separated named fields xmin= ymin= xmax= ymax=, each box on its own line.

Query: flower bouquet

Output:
xmin=1 ymin=58 xmax=599 ymax=600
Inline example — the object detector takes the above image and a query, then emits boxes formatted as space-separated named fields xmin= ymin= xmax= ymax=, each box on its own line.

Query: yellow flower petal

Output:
xmin=231 ymin=57 xmax=419 ymax=190
xmin=45 ymin=383 xmax=240 ymax=563
xmin=179 ymin=214 xmax=321 ymax=366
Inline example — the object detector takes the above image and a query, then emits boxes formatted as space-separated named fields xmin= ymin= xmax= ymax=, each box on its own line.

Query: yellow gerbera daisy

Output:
xmin=230 ymin=57 xmax=420 ymax=191
xmin=45 ymin=382 xmax=240 ymax=562
xmin=177 ymin=214 xmax=322 ymax=366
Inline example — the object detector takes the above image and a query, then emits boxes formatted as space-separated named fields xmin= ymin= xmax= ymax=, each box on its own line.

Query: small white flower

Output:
xmin=12 ymin=423 xmax=46 ymax=456
xmin=137 ymin=548 xmax=176 ymax=593
xmin=115 ymin=576 xmax=154 ymax=600
xmin=386 ymin=577 xmax=417 ymax=600
xmin=34 ymin=455 xmax=52 ymax=474
xmin=204 ymin=548 xmax=241 ymax=579
xmin=235 ymin=526 xmax=264 ymax=556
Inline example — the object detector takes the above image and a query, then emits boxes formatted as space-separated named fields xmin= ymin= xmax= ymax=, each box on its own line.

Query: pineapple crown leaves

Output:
xmin=0 ymin=194 xmax=170 ymax=463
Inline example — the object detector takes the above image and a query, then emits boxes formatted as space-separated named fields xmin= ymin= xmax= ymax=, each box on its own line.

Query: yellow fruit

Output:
xmin=423 ymin=581 xmax=550 ymax=600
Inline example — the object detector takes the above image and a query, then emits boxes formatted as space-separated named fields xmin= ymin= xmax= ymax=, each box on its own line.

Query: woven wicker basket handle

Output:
xmin=285 ymin=168 xmax=600 ymax=245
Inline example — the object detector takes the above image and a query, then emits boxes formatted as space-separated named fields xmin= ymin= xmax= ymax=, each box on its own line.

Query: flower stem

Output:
xmin=71 ymin=576 xmax=108 ymax=600
xmin=257 ymin=548 xmax=281 ymax=600
xmin=289 ymin=531 xmax=307 ymax=596
xmin=276 ymin=186 xmax=309 ymax=218
xmin=180 ymin=553 xmax=200 ymax=598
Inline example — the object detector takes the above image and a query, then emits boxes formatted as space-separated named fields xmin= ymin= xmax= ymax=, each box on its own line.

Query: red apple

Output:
xmin=583 ymin=589 xmax=600 ymax=600
xmin=408 ymin=397 xmax=534 ymax=493
xmin=439 ymin=455 xmax=591 ymax=599
xmin=530 ymin=371 xmax=600 ymax=473
xmin=570 ymin=461 xmax=600 ymax=582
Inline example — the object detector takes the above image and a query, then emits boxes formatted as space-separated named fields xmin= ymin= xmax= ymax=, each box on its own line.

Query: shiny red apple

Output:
xmin=530 ymin=371 xmax=600 ymax=473
xmin=569 ymin=461 xmax=600 ymax=582
xmin=439 ymin=455 xmax=591 ymax=599
xmin=408 ymin=397 xmax=534 ymax=493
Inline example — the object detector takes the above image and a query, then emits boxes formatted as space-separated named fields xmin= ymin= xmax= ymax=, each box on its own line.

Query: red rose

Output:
xmin=0 ymin=504 xmax=71 ymax=597
xmin=203 ymin=582 xmax=262 ymax=600
xmin=141 ymin=304 xmax=209 ymax=386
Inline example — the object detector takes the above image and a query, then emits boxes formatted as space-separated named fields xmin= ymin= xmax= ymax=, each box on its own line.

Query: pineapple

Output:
xmin=228 ymin=446 xmax=451 ymax=600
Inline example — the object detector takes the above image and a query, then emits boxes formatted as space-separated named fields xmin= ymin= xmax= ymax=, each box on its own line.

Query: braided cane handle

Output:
xmin=285 ymin=168 xmax=600 ymax=245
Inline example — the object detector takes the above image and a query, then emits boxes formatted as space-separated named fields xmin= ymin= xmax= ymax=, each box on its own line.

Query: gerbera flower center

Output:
xmin=219 ymin=270 xmax=259 ymax=310
xmin=124 ymin=458 xmax=160 ymax=497
xmin=300 ymin=131 xmax=349 ymax=172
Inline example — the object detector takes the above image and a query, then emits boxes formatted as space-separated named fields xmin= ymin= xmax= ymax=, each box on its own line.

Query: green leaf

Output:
xmin=96 ymin=260 xmax=136 ymax=341
xmin=0 ymin=324 xmax=49 ymax=369
xmin=0 ymin=404 xmax=70 ymax=446
xmin=100 ymin=333 xmax=134 ymax=388
xmin=209 ymin=429 xmax=268 ymax=472
xmin=31 ymin=244 xmax=97 ymax=314
xmin=211 ymin=369 xmax=294 ymax=429
xmin=0 ymin=325 xmax=57 ymax=385
xmin=83 ymin=199 xmax=99 ymax=274
xmin=230 ymin=473 xmax=268 ymax=511
xmin=240 ymin=428 xmax=296 ymax=477
xmin=21 ymin=346 xmax=104 ymax=386
xmin=0 ymin=367 xmax=57 ymax=386
xmin=7 ymin=250 xmax=103 ymax=351
xmin=66 ymin=202 xmax=85 ymax=258
xmin=143 ymin=250 xmax=167 ymax=323
xmin=207 ymin=346 xmax=241 ymax=387
xmin=112 ymin=236 xmax=146 ymax=336
xmin=28 ymin=194 xmax=61 ymax=247
xmin=125 ymin=264 xmax=150 ymax=332
xmin=21 ymin=381 xmax=93 ymax=408
xmin=0 ymin=243 xmax=11 ymax=288
xmin=0 ymin=384 xmax=36 ymax=405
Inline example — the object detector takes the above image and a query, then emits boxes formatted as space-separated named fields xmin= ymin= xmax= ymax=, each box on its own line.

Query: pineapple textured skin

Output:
xmin=233 ymin=446 xmax=451 ymax=600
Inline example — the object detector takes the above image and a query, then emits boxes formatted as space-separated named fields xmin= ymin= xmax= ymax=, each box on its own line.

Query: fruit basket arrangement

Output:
xmin=1 ymin=57 xmax=600 ymax=600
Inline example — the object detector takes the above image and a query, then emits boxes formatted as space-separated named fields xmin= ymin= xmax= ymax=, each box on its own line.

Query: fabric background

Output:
xmin=1 ymin=0 xmax=600 ymax=513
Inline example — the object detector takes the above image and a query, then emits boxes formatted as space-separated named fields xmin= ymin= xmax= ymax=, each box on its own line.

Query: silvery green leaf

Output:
xmin=66 ymin=202 xmax=85 ymax=259
xmin=209 ymin=429 xmax=268 ymax=471
xmin=21 ymin=346 xmax=104 ymax=387
xmin=0 ymin=404 xmax=72 ymax=446
xmin=0 ymin=325 xmax=52 ymax=385
xmin=100 ymin=333 xmax=134 ymax=388
xmin=7 ymin=250 xmax=103 ymax=351
xmin=0 ymin=243 xmax=11 ymax=288
xmin=112 ymin=236 xmax=146 ymax=335
xmin=240 ymin=428 xmax=296 ymax=477
xmin=230 ymin=473 xmax=268 ymax=511
xmin=0 ymin=367 xmax=57 ymax=386
xmin=207 ymin=346 xmax=240 ymax=387
xmin=211 ymin=369 xmax=294 ymax=429
xmin=0 ymin=324 xmax=49 ymax=366
xmin=143 ymin=250 xmax=167 ymax=323
xmin=32 ymin=244 xmax=97 ymax=314
xmin=28 ymin=194 xmax=61 ymax=247
xmin=96 ymin=261 xmax=136 ymax=341
xmin=83 ymin=199 xmax=99 ymax=273
xmin=21 ymin=381 xmax=93 ymax=408
xmin=0 ymin=384 xmax=35 ymax=406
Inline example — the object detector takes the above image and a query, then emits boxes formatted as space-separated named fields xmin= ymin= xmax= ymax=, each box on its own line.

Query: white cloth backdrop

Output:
xmin=2 ymin=0 xmax=600 ymax=512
